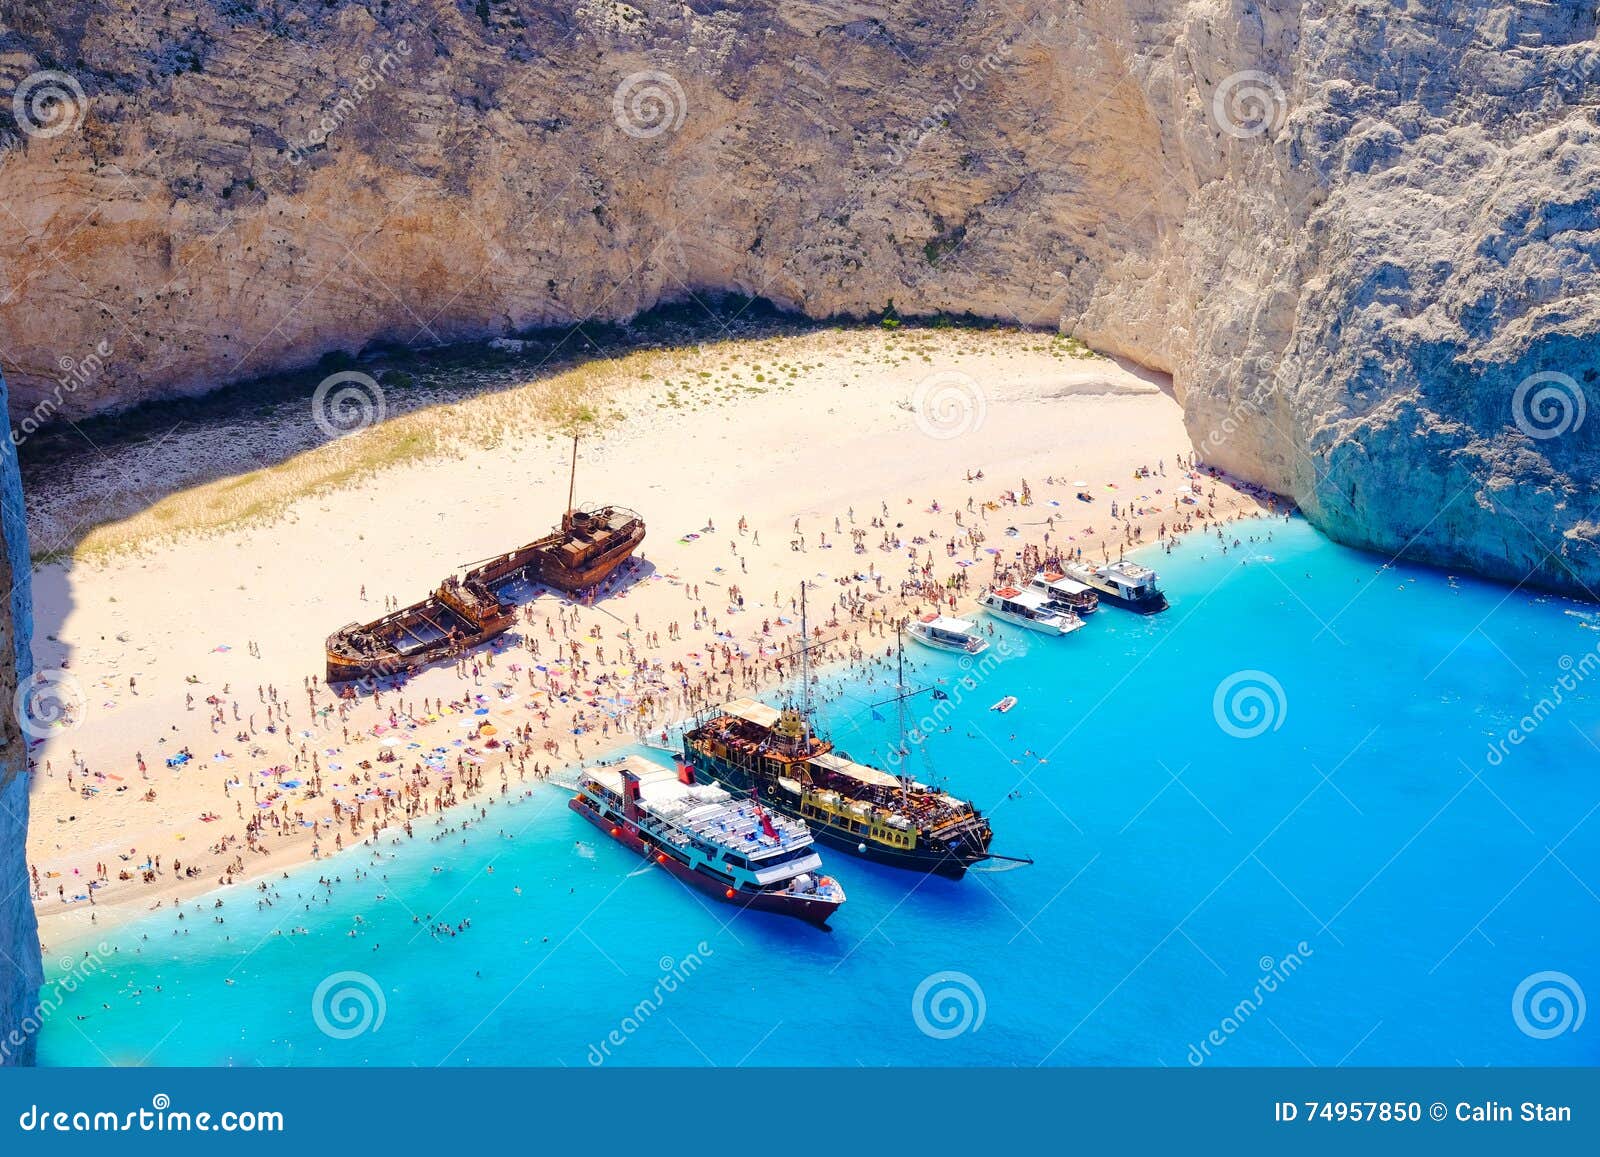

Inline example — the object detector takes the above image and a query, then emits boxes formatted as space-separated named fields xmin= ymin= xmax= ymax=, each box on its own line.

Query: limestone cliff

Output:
xmin=0 ymin=366 xmax=40 ymax=1066
xmin=0 ymin=0 xmax=1597 ymax=591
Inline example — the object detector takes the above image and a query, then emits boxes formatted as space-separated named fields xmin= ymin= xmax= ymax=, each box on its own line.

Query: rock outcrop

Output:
xmin=0 ymin=0 xmax=1596 ymax=597
xmin=0 ymin=367 xmax=40 ymax=1066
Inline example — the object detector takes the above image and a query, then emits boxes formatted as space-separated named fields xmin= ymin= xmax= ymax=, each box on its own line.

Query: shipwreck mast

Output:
xmin=563 ymin=432 xmax=580 ymax=528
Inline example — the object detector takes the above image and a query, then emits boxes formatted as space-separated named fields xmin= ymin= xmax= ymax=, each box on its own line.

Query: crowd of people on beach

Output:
xmin=29 ymin=455 xmax=1282 ymax=960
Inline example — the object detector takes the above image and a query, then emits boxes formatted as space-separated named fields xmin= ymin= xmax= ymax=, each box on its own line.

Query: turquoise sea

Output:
xmin=36 ymin=516 xmax=1600 ymax=1066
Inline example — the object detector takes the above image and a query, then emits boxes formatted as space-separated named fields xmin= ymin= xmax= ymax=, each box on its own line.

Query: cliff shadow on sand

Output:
xmin=13 ymin=298 xmax=1052 ymax=564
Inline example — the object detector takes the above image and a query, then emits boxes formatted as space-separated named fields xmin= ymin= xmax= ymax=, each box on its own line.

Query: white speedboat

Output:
xmin=1061 ymin=559 xmax=1169 ymax=613
xmin=1028 ymin=570 xmax=1099 ymax=615
xmin=977 ymin=587 xmax=1084 ymax=636
xmin=907 ymin=614 xmax=990 ymax=656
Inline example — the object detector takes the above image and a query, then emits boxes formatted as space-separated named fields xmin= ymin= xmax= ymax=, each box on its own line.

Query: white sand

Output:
xmin=23 ymin=328 xmax=1273 ymax=943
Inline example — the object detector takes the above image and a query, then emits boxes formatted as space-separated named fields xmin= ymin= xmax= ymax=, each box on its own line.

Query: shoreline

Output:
xmin=35 ymin=507 xmax=1290 ymax=959
xmin=25 ymin=327 xmax=1280 ymax=952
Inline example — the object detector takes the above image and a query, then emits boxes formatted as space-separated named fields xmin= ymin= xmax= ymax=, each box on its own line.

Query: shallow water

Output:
xmin=37 ymin=516 xmax=1600 ymax=1066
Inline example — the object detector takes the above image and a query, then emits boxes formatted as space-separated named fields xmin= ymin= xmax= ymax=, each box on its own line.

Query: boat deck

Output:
xmin=587 ymin=756 xmax=811 ymax=859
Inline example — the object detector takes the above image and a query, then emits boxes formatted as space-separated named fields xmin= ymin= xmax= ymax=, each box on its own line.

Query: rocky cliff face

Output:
xmin=0 ymin=367 xmax=40 ymax=1066
xmin=0 ymin=0 xmax=1597 ymax=593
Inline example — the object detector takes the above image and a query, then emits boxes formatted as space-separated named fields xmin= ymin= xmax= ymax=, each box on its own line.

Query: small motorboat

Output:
xmin=990 ymin=696 xmax=1018 ymax=713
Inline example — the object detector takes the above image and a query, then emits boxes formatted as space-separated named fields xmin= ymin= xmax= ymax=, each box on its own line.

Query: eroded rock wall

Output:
xmin=0 ymin=365 xmax=40 ymax=1066
xmin=0 ymin=0 xmax=1595 ymax=593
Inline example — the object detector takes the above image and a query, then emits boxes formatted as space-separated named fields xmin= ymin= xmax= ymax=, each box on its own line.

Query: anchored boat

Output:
xmin=570 ymin=755 xmax=846 ymax=925
xmin=1028 ymin=570 xmax=1099 ymax=615
xmin=681 ymin=593 xmax=1028 ymax=878
xmin=977 ymin=586 xmax=1084 ymax=635
xmin=907 ymin=614 xmax=989 ymax=656
xmin=682 ymin=699 xmax=999 ymax=877
xmin=325 ymin=435 xmax=644 ymax=682
xmin=1061 ymin=559 xmax=1168 ymax=613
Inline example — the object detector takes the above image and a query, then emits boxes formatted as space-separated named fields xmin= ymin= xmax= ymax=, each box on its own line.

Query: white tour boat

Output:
xmin=907 ymin=614 xmax=990 ymax=655
xmin=570 ymin=755 xmax=846 ymax=925
xmin=1028 ymin=570 xmax=1100 ymax=615
xmin=977 ymin=587 xmax=1085 ymax=636
xmin=1060 ymin=559 xmax=1169 ymax=613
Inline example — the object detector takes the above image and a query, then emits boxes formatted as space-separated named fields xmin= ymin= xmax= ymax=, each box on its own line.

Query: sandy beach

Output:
xmin=22 ymin=327 xmax=1277 ymax=947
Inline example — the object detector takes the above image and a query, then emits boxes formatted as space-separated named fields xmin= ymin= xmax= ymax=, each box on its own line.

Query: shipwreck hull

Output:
xmin=325 ymin=602 xmax=515 ymax=683
xmin=529 ymin=521 xmax=646 ymax=591
xmin=466 ymin=506 xmax=646 ymax=596
xmin=325 ymin=503 xmax=644 ymax=683
xmin=325 ymin=623 xmax=511 ymax=683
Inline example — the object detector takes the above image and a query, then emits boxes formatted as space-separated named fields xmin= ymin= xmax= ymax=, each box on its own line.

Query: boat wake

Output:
xmin=971 ymin=859 xmax=1031 ymax=873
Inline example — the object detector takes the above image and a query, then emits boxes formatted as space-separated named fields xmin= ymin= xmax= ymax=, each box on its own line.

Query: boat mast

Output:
xmin=565 ymin=432 xmax=580 ymax=518
xmin=895 ymin=623 xmax=911 ymax=804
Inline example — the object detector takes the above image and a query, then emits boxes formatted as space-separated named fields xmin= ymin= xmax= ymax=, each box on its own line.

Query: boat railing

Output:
xmin=644 ymin=800 xmax=806 ymax=856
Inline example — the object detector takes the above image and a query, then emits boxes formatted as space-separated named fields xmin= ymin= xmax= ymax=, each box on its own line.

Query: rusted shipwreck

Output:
xmin=325 ymin=438 xmax=645 ymax=683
